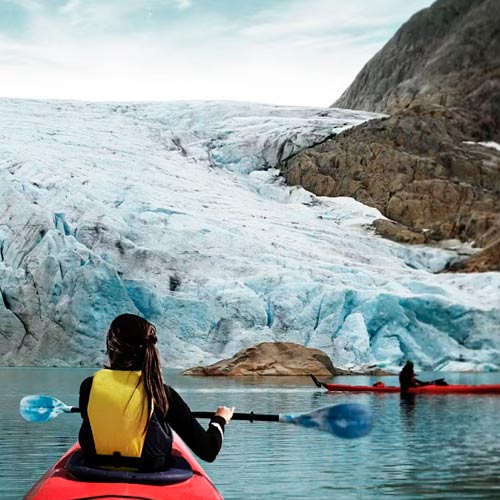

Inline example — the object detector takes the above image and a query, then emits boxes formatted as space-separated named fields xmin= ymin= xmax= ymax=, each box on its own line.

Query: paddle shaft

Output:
xmin=310 ymin=373 xmax=447 ymax=390
xmin=58 ymin=407 xmax=279 ymax=422
xmin=193 ymin=411 xmax=279 ymax=422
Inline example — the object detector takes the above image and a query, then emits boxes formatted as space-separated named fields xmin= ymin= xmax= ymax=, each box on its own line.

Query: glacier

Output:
xmin=0 ymin=98 xmax=499 ymax=372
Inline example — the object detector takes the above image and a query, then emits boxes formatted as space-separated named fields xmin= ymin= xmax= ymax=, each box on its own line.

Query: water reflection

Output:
xmin=399 ymin=392 xmax=417 ymax=431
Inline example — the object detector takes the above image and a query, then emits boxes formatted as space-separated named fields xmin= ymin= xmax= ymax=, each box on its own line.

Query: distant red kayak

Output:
xmin=24 ymin=435 xmax=223 ymax=500
xmin=319 ymin=383 xmax=500 ymax=394
xmin=310 ymin=374 xmax=500 ymax=394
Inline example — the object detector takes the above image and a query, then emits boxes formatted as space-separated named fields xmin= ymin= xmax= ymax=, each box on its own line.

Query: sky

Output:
xmin=0 ymin=0 xmax=434 ymax=107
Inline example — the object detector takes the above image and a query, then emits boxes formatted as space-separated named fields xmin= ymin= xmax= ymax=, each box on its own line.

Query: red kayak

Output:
xmin=319 ymin=382 xmax=500 ymax=394
xmin=24 ymin=435 xmax=223 ymax=500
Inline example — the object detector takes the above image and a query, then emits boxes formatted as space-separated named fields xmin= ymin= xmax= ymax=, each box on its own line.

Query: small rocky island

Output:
xmin=182 ymin=342 xmax=387 ymax=376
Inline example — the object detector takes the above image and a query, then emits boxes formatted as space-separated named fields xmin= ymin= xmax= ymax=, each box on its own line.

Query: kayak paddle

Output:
xmin=20 ymin=394 xmax=372 ymax=439
xmin=193 ymin=404 xmax=372 ymax=439
xmin=310 ymin=373 xmax=449 ymax=390
xmin=310 ymin=374 xmax=327 ymax=388
xmin=20 ymin=395 xmax=80 ymax=423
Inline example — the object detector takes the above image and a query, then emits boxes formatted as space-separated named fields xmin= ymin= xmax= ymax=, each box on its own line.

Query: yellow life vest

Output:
xmin=88 ymin=369 xmax=153 ymax=458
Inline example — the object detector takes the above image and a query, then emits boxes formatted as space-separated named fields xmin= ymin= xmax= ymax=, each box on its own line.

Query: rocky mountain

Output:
xmin=281 ymin=0 xmax=500 ymax=271
xmin=334 ymin=0 xmax=500 ymax=133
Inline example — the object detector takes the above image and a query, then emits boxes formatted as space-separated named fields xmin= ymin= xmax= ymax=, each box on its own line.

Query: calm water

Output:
xmin=2 ymin=368 xmax=500 ymax=500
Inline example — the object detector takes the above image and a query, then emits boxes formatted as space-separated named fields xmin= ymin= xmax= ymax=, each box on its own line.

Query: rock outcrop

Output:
xmin=182 ymin=341 xmax=344 ymax=376
xmin=284 ymin=107 xmax=500 ymax=247
xmin=444 ymin=239 xmax=500 ymax=272
xmin=281 ymin=0 xmax=500 ymax=271
xmin=183 ymin=342 xmax=390 ymax=376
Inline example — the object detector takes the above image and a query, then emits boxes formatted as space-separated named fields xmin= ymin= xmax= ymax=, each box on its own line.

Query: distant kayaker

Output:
xmin=398 ymin=360 xmax=428 ymax=392
xmin=399 ymin=361 xmax=449 ymax=392
xmin=78 ymin=313 xmax=234 ymax=471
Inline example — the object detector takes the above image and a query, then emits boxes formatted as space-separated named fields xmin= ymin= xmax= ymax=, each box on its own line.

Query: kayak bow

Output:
xmin=23 ymin=434 xmax=223 ymax=500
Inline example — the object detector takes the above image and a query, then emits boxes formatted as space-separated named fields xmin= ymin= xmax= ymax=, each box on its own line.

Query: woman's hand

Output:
xmin=215 ymin=406 xmax=235 ymax=423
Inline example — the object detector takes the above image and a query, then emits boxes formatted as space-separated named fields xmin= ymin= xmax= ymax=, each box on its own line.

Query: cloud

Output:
xmin=0 ymin=0 xmax=434 ymax=106
xmin=174 ymin=0 xmax=192 ymax=10
xmin=241 ymin=0 xmax=431 ymax=44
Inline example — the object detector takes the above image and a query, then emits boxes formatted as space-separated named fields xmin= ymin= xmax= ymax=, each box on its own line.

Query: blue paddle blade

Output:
xmin=20 ymin=395 xmax=70 ymax=423
xmin=279 ymin=403 xmax=372 ymax=439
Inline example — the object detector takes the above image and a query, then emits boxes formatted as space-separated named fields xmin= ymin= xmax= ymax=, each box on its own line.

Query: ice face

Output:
xmin=0 ymin=98 xmax=499 ymax=371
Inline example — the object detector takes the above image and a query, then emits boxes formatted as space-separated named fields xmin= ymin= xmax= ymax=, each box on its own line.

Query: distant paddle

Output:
xmin=310 ymin=374 xmax=327 ymax=388
xmin=20 ymin=395 xmax=372 ymax=439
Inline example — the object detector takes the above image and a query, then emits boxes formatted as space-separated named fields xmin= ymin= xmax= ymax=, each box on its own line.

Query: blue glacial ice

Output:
xmin=0 ymin=98 xmax=499 ymax=372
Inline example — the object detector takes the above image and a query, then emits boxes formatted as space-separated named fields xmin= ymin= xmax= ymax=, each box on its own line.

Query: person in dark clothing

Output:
xmin=398 ymin=360 xmax=428 ymax=392
xmin=399 ymin=360 xmax=448 ymax=392
xmin=78 ymin=313 xmax=234 ymax=471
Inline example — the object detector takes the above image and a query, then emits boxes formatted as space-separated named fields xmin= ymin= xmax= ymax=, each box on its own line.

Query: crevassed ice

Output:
xmin=0 ymin=99 xmax=499 ymax=372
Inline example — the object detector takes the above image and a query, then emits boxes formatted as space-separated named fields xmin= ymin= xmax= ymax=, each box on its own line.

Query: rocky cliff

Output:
xmin=334 ymin=0 xmax=500 ymax=134
xmin=282 ymin=0 xmax=500 ymax=271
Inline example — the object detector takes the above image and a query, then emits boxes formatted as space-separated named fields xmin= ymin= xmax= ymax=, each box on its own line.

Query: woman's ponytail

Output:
xmin=107 ymin=314 xmax=170 ymax=418
xmin=141 ymin=325 xmax=169 ymax=418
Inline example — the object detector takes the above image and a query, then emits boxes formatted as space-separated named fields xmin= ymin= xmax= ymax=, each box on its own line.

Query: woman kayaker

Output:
xmin=399 ymin=360 xmax=448 ymax=392
xmin=398 ymin=360 xmax=428 ymax=392
xmin=78 ymin=313 xmax=234 ymax=471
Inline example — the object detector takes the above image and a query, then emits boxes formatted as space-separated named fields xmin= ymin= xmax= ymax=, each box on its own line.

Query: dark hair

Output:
xmin=400 ymin=360 xmax=414 ymax=376
xmin=106 ymin=313 xmax=169 ymax=417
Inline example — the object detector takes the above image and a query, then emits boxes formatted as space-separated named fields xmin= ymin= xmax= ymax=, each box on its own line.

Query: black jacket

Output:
xmin=78 ymin=375 xmax=226 ymax=469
